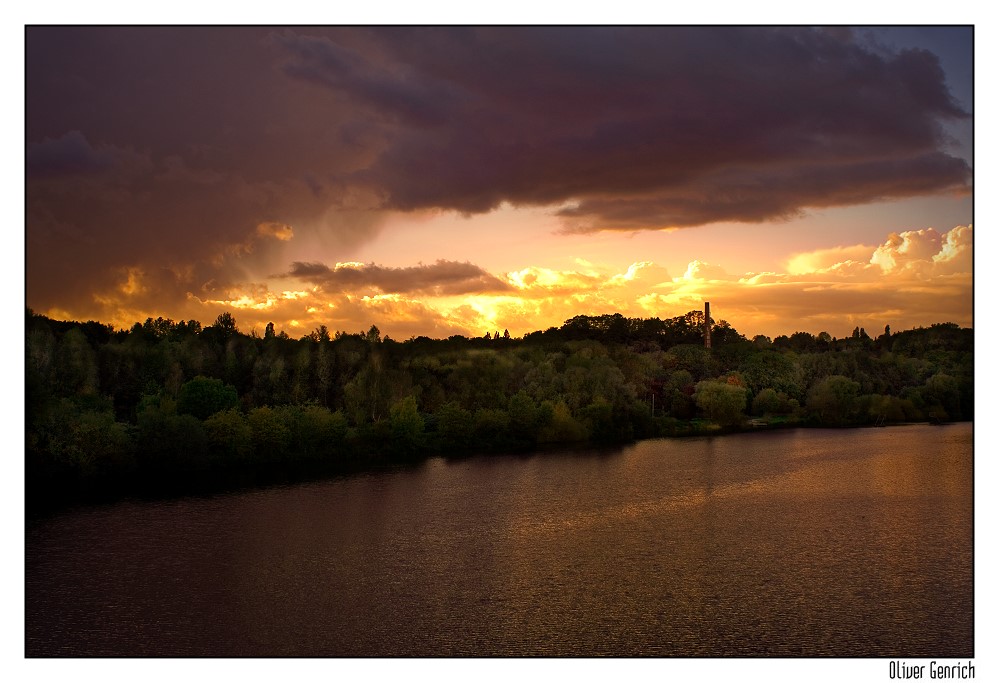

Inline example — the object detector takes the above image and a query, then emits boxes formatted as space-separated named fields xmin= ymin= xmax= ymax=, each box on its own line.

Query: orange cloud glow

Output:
xmin=44 ymin=224 xmax=971 ymax=343
xmin=256 ymin=222 xmax=295 ymax=241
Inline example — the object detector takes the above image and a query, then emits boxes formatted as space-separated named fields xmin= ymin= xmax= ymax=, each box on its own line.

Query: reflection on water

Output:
xmin=26 ymin=423 xmax=972 ymax=656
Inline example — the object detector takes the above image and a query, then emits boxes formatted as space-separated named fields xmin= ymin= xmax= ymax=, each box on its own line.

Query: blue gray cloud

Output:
xmin=282 ymin=259 xmax=512 ymax=296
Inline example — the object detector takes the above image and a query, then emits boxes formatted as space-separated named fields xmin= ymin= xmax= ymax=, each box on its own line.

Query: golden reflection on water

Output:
xmin=26 ymin=423 xmax=972 ymax=656
xmin=509 ymin=425 xmax=971 ymax=540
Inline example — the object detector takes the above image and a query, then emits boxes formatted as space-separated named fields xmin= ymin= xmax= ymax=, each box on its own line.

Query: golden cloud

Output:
xmin=256 ymin=222 xmax=295 ymax=241
xmin=871 ymin=228 xmax=941 ymax=272
xmin=506 ymin=266 xmax=603 ymax=294
xmin=58 ymin=225 xmax=971 ymax=342
xmin=933 ymin=224 xmax=973 ymax=270
xmin=786 ymin=244 xmax=874 ymax=275
xmin=118 ymin=267 xmax=146 ymax=296
xmin=680 ymin=260 xmax=730 ymax=281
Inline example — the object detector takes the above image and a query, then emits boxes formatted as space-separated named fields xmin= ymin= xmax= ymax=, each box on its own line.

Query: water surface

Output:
xmin=26 ymin=423 xmax=973 ymax=656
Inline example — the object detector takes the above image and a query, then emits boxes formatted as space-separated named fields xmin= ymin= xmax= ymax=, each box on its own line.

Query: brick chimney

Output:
xmin=704 ymin=301 xmax=711 ymax=349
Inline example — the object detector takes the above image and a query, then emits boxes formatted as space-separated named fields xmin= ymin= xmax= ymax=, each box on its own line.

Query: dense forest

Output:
xmin=26 ymin=307 xmax=973 ymax=504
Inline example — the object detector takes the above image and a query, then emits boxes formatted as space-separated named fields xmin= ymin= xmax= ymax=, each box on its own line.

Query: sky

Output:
xmin=12 ymin=17 xmax=990 ymax=681
xmin=25 ymin=26 xmax=973 ymax=340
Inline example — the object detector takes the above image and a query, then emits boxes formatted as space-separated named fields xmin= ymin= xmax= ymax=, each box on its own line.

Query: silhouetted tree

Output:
xmin=213 ymin=312 xmax=238 ymax=336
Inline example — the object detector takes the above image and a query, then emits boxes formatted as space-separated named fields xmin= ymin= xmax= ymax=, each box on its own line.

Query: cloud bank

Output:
xmin=278 ymin=27 xmax=970 ymax=228
xmin=25 ymin=27 xmax=972 ymax=338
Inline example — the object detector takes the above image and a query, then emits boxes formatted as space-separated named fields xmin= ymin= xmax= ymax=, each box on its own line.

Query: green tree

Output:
xmin=751 ymin=388 xmax=782 ymax=416
xmin=861 ymin=394 xmax=907 ymax=424
xmin=473 ymin=408 xmax=511 ymax=450
xmin=921 ymin=372 xmax=961 ymax=422
xmin=343 ymin=357 xmax=395 ymax=423
xmin=435 ymin=401 xmax=474 ymax=451
xmin=389 ymin=395 xmax=425 ymax=456
xmin=177 ymin=376 xmax=239 ymax=420
xmin=807 ymin=375 xmax=861 ymax=425
xmin=740 ymin=351 xmax=802 ymax=400
xmin=203 ymin=408 xmax=252 ymax=465
xmin=508 ymin=390 xmax=544 ymax=449
xmin=40 ymin=399 xmax=134 ymax=479
xmin=135 ymin=394 xmax=208 ymax=473
xmin=663 ymin=344 xmax=719 ymax=381
xmin=270 ymin=404 xmax=346 ymax=461
xmin=248 ymin=406 xmax=290 ymax=461
xmin=537 ymin=400 xmax=587 ymax=443
xmin=579 ymin=397 xmax=618 ymax=441
xmin=53 ymin=327 xmax=99 ymax=396
xmin=663 ymin=369 xmax=695 ymax=419
xmin=315 ymin=340 xmax=334 ymax=406
xmin=694 ymin=380 xmax=747 ymax=426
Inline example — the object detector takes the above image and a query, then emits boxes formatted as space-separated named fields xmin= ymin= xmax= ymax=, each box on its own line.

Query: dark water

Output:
xmin=25 ymin=424 xmax=973 ymax=657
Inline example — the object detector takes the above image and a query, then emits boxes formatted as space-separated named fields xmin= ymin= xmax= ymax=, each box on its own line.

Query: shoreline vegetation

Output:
xmin=26 ymin=308 xmax=972 ymax=511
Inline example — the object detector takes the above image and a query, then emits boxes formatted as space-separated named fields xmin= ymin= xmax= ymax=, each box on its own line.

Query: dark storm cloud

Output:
xmin=557 ymin=151 xmax=973 ymax=230
xmin=274 ymin=31 xmax=459 ymax=128
xmin=25 ymin=27 xmax=380 ymax=317
xmin=25 ymin=27 xmax=971 ymax=323
xmin=277 ymin=26 xmax=971 ymax=228
xmin=26 ymin=130 xmax=136 ymax=177
xmin=282 ymin=260 xmax=512 ymax=296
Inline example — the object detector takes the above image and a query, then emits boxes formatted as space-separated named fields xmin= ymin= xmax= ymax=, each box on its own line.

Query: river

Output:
xmin=25 ymin=423 xmax=973 ymax=657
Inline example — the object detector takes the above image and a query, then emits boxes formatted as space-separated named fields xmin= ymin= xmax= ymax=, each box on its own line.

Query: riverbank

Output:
xmin=27 ymin=312 xmax=973 ymax=514
xmin=26 ymin=416 xmax=967 ymax=516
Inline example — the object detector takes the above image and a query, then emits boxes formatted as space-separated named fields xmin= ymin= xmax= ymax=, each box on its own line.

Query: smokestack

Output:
xmin=704 ymin=301 xmax=711 ymax=349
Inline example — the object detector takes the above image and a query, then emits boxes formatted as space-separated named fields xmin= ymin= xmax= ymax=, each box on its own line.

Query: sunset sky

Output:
xmin=25 ymin=26 xmax=973 ymax=341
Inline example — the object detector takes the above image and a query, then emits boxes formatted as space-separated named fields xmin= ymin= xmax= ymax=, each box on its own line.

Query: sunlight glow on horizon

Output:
xmin=47 ymin=222 xmax=973 ymax=343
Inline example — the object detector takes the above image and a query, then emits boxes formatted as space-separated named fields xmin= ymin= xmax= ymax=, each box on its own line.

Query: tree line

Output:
xmin=26 ymin=308 xmax=973 ymax=504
